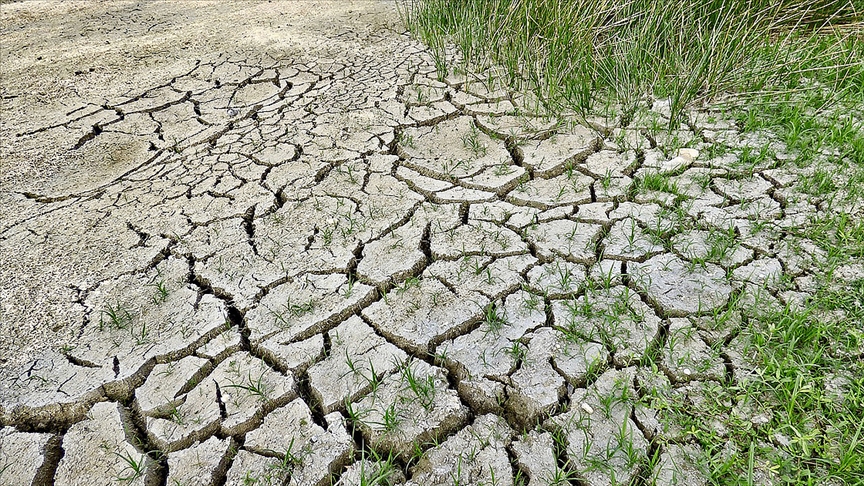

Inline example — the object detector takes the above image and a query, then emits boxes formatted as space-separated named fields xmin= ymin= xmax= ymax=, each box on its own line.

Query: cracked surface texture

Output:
xmin=1 ymin=1 xmax=856 ymax=485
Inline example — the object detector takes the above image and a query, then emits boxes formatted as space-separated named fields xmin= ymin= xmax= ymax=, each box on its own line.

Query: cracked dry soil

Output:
xmin=0 ymin=1 xmax=850 ymax=485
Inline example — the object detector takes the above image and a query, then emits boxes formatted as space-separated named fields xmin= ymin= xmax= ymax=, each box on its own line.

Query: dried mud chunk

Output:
xmin=166 ymin=436 xmax=231 ymax=486
xmin=406 ymin=101 xmax=458 ymax=124
xmin=55 ymin=402 xmax=151 ymax=486
xmin=671 ymin=229 xmax=753 ymax=268
xmin=602 ymin=217 xmax=664 ymax=261
xmin=244 ymin=400 xmax=353 ymax=486
xmin=425 ymin=253 xmax=536 ymax=299
xmin=552 ymin=367 xmax=647 ymax=486
xmin=632 ymin=367 xmax=687 ymax=442
xmin=362 ymin=277 xmax=488 ymax=354
xmin=350 ymin=358 xmax=469 ymax=461
xmin=401 ymin=116 xmax=510 ymax=172
xmin=468 ymin=199 xmax=535 ymax=226
xmin=713 ymin=176 xmax=773 ymax=202
xmin=524 ymin=219 xmax=602 ymax=264
xmin=146 ymin=377 xmax=221 ymax=452
xmin=433 ymin=185 xmax=498 ymax=203
xmin=74 ymin=258 xmax=228 ymax=382
xmin=459 ymin=163 xmax=526 ymax=194
xmin=0 ymin=429 xmax=54 ymax=486
xmin=608 ymin=201 xmax=662 ymax=225
xmin=196 ymin=327 xmax=243 ymax=360
xmin=586 ymin=150 xmax=636 ymax=175
xmin=551 ymin=286 xmax=660 ymax=366
xmin=245 ymin=273 xmax=376 ymax=344
xmin=307 ymin=316 xmax=408 ymax=414
xmin=511 ymin=430 xmax=558 ymax=486
xmin=507 ymin=328 xmax=607 ymax=427
xmin=594 ymin=174 xmax=633 ymax=201
xmin=254 ymin=333 xmax=324 ymax=374
xmin=507 ymin=172 xmax=594 ymax=209
xmin=731 ymin=257 xmax=784 ymax=290
xmin=430 ymin=220 xmax=527 ymax=259
xmin=211 ymin=352 xmax=297 ymax=435
xmin=576 ymin=201 xmax=614 ymax=223
xmin=396 ymin=165 xmax=453 ymax=193
xmin=527 ymin=260 xmax=587 ymax=297
xmin=335 ymin=459 xmax=406 ymax=486
xmin=630 ymin=254 xmax=732 ymax=316
xmin=475 ymin=114 xmax=558 ymax=139
xmin=661 ymin=318 xmax=725 ymax=383
xmin=224 ymin=450 xmax=289 ymax=486
xmin=438 ymin=290 xmax=546 ymax=413
xmin=0 ymin=351 xmax=113 ymax=427
xmin=650 ymin=443 xmax=709 ymax=486
xmin=405 ymin=414 xmax=514 ymax=486
xmin=357 ymin=222 xmax=427 ymax=286
xmin=136 ymin=355 xmax=211 ymax=416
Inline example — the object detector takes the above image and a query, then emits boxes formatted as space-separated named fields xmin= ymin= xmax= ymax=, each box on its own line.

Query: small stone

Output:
xmin=679 ymin=148 xmax=700 ymax=161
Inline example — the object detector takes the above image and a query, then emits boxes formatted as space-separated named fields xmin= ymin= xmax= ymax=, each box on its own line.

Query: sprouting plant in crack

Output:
xmin=100 ymin=302 xmax=135 ymax=331
xmin=462 ymin=123 xmax=488 ymax=158
xmin=345 ymin=352 xmax=383 ymax=393
xmin=398 ymin=359 xmax=436 ymax=410
xmin=482 ymin=302 xmax=507 ymax=335
xmin=493 ymin=163 xmax=514 ymax=176
xmin=357 ymin=449 xmax=400 ymax=486
xmin=399 ymin=131 xmax=417 ymax=150
xmin=505 ymin=342 xmax=527 ymax=363
xmin=600 ymin=169 xmax=614 ymax=191
xmin=342 ymin=275 xmax=356 ymax=299
xmin=148 ymin=279 xmax=170 ymax=304
xmin=267 ymin=438 xmax=305 ymax=472
xmin=380 ymin=402 xmax=402 ymax=432
xmin=166 ymin=402 xmax=185 ymax=425
xmin=113 ymin=449 xmax=146 ymax=484
xmin=224 ymin=370 xmax=273 ymax=402
xmin=545 ymin=464 xmax=579 ymax=486
xmin=132 ymin=319 xmax=151 ymax=346
xmin=345 ymin=399 xmax=371 ymax=431
xmin=395 ymin=276 xmax=421 ymax=295
xmin=271 ymin=297 xmax=318 ymax=327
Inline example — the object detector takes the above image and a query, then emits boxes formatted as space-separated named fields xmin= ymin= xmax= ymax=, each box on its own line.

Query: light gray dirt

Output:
xmin=0 ymin=1 xmax=845 ymax=484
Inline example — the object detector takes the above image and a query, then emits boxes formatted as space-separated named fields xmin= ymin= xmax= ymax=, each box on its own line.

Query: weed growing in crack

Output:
xmin=112 ymin=449 xmax=146 ymax=484
xmin=100 ymin=302 xmax=135 ymax=331
xmin=270 ymin=297 xmax=319 ymax=327
xmin=356 ymin=449 xmax=400 ymax=486
xmin=397 ymin=358 xmax=436 ymax=410
xmin=223 ymin=370 xmax=273 ymax=402
xmin=461 ymin=123 xmax=488 ymax=158
xmin=638 ymin=171 xmax=679 ymax=195
xmin=148 ymin=280 xmax=170 ymax=304
xmin=345 ymin=399 xmax=371 ymax=431
xmin=395 ymin=276 xmax=421 ymax=295
xmin=482 ymin=302 xmax=507 ymax=335
xmin=381 ymin=402 xmax=402 ymax=432
xmin=505 ymin=341 xmax=527 ymax=363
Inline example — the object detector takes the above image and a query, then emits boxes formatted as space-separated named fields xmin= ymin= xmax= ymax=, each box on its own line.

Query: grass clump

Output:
xmin=399 ymin=0 xmax=863 ymax=123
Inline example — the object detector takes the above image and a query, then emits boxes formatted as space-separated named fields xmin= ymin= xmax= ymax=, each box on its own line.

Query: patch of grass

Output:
xmin=113 ymin=449 xmax=146 ymax=484
xmin=399 ymin=0 xmax=863 ymax=123
xmin=397 ymin=358 xmax=437 ymax=410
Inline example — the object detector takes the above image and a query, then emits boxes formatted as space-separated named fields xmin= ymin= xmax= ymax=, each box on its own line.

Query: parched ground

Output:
xmin=1 ymin=1 xmax=862 ymax=485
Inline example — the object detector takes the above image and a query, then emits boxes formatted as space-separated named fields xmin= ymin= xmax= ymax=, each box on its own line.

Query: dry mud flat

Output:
xmin=1 ymin=1 xmax=857 ymax=485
